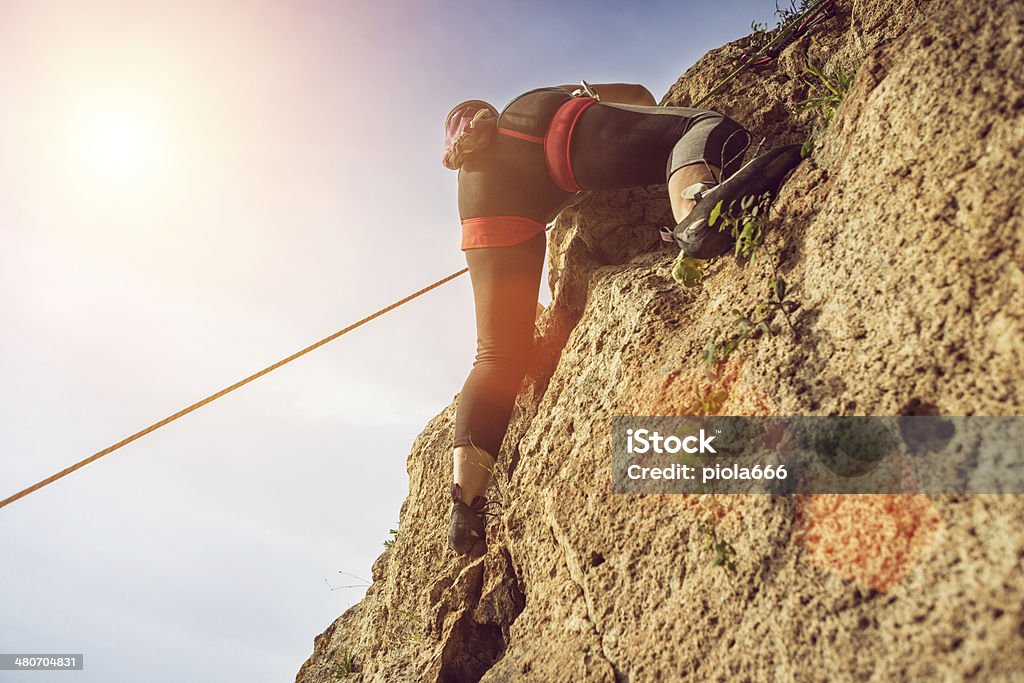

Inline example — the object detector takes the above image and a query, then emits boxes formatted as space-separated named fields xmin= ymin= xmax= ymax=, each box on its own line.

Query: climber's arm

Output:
xmin=554 ymin=82 xmax=656 ymax=106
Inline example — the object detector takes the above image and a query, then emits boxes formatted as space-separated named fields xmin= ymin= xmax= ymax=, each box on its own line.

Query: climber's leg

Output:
xmin=568 ymin=103 xmax=748 ymax=192
xmin=669 ymin=162 xmax=722 ymax=223
xmin=449 ymin=445 xmax=494 ymax=553
xmin=675 ymin=144 xmax=805 ymax=259
xmin=453 ymin=444 xmax=495 ymax=505
xmin=452 ymin=230 xmax=545 ymax=477
xmin=448 ymin=231 xmax=545 ymax=554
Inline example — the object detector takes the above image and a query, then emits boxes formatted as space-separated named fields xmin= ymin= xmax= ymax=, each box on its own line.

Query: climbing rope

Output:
xmin=0 ymin=267 xmax=468 ymax=510
xmin=1 ymin=1 xmax=839 ymax=511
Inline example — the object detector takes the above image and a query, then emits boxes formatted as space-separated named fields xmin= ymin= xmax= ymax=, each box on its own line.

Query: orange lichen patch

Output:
xmin=716 ymin=365 xmax=779 ymax=416
xmin=795 ymin=493 xmax=942 ymax=592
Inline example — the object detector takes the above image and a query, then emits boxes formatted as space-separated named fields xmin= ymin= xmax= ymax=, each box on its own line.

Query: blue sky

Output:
xmin=0 ymin=1 xmax=782 ymax=680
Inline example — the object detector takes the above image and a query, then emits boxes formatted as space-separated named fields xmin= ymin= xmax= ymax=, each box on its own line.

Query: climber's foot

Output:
xmin=674 ymin=144 xmax=804 ymax=259
xmin=447 ymin=483 xmax=487 ymax=556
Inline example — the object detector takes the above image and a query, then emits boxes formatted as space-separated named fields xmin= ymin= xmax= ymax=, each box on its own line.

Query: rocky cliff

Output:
xmin=297 ymin=0 xmax=1024 ymax=680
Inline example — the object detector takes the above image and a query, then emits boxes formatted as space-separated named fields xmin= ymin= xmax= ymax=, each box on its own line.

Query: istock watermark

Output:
xmin=625 ymin=428 xmax=718 ymax=454
xmin=611 ymin=416 xmax=1024 ymax=494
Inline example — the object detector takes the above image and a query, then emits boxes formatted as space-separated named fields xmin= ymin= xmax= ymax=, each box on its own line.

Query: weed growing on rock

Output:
xmin=703 ymin=277 xmax=799 ymax=368
xmin=711 ymin=191 xmax=775 ymax=262
xmin=383 ymin=528 xmax=398 ymax=549
xmin=749 ymin=0 xmax=819 ymax=53
xmin=335 ymin=651 xmax=356 ymax=678
xmin=672 ymin=189 xmax=801 ymax=387
xmin=693 ymin=379 xmax=731 ymax=417
xmin=759 ymin=275 xmax=799 ymax=335
xmin=396 ymin=610 xmax=425 ymax=643
xmin=702 ymin=311 xmax=765 ymax=369
xmin=799 ymin=63 xmax=854 ymax=155
xmin=702 ymin=514 xmax=738 ymax=573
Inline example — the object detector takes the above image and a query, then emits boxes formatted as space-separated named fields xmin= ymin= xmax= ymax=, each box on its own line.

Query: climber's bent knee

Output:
xmin=667 ymin=112 xmax=749 ymax=181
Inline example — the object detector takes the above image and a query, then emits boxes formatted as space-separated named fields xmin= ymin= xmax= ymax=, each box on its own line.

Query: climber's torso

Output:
xmin=457 ymin=88 xmax=577 ymax=249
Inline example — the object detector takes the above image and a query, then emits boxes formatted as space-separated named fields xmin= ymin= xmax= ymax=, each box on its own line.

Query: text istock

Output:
xmin=626 ymin=428 xmax=717 ymax=454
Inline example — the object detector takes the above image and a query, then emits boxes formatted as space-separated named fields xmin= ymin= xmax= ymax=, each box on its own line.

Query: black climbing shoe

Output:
xmin=447 ymin=483 xmax=487 ymax=555
xmin=673 ymin=144 xmax=804 ymax=259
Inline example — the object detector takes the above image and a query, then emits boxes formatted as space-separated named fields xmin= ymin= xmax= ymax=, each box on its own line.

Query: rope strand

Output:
xmin=0 ymin=267 xmax=469 ymax=510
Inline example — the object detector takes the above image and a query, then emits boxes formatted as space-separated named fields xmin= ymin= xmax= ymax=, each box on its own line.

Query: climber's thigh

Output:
xmin=570 ymin=103 xmax=746 ymax=189
xmin=464 ymin=231 xmax=546 ymax=364
xmin=453 ymin=232 xmax=546 ymax=454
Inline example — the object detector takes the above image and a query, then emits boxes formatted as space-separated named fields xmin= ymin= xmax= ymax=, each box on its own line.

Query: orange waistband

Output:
xmin=461 ymin=216 xmax=546 ymax=250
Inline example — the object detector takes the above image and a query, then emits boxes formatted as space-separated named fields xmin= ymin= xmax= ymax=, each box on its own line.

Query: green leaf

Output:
xmin=709 ymin=200 xmax=723 ymax=227
xmin=672 ymin=254 xmax=705 ymax=287
xmin=801 ymin=137 xmax=816 ymax=158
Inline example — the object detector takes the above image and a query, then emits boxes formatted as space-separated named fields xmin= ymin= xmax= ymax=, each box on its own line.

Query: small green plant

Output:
xmin=670 ymin=182 xmax=800 ymax=371
xmin=758 ymin=276 xmax=799 ymax=334
xmin=776 ymin=0 xmax=817 ymax=24
xmin=748 ymin=21 xmax=770 ymax=52
xmin=702 ymin=276 xmax=799 ymax=369
xmin=335 ymin=651 xmax=356 ymax=678
xmin=702 ymin=311 xmax=764 ymax=369
xmin=749 ymin=0 xmax=818 ymax=53
xmin=799 ymin=63 xmax=854 ymax=155
xmin=799 ymin=64 xmax=853 ymax=123
xmin=400 ymin=610 xmax=425 ymax=642
xmin=707 ymin=191 xmax=775 ymax=262
xmin=702 ymin=514 xmax=737 ymax=573
xmin=383 ymin=528 xmax=398 ymax=549
xmin=694 ymin=378 xmax=731 ymax=417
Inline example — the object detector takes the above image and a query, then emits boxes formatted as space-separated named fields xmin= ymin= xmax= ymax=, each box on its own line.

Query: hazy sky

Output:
xmin=1 ymin=1 xmax=781 ymax=680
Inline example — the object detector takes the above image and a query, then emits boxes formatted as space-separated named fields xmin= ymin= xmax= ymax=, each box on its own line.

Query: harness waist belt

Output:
xmin=461 ymin=216 xmax=546 ymax=250
xmin=544 ymin=97 xmax=598 ymax=193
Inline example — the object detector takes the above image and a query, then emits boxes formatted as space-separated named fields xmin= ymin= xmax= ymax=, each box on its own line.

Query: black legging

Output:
xmin=454 ymin=231 xmax=546 ymax=456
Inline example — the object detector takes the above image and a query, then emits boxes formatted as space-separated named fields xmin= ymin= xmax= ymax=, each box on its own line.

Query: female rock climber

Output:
xmin=443 ymin=82 xmax=803 ymax=554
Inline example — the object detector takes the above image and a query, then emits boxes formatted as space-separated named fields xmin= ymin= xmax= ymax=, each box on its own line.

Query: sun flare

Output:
xmin=77 ymin=102 xmax=159 ymax=183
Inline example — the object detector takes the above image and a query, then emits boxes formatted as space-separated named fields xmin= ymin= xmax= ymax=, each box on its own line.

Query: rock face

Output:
xmin=297 ymin=0 xmax=1024 ymax=680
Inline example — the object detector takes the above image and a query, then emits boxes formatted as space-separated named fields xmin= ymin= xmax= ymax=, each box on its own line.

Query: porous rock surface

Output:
xmin=297 ymin=0 xmax=1024 ymax=680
